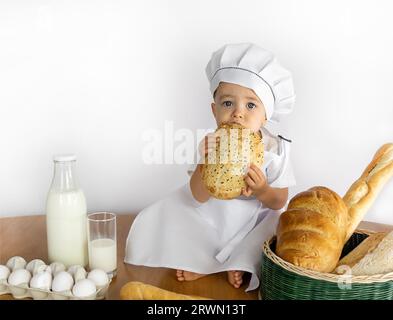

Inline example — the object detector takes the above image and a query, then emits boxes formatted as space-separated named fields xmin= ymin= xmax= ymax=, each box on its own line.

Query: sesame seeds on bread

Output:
xmin=201 ymin=123 xmax=264 ymax=200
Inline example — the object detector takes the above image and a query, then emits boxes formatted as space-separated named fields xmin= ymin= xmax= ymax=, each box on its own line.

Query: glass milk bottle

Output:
xmin=46 ymin=154 xmax=88 ymax=267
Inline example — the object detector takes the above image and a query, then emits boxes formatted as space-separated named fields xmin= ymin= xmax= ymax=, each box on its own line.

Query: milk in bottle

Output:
xmin=46 ymin=154 xmax=88 ymax=267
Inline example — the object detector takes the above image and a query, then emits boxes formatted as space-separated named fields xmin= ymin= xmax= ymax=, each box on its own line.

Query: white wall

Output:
xmin=1 ymin=0 xmax=393 ymax=223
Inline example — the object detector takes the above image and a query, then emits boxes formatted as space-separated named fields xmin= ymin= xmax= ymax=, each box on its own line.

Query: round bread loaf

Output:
xmin=201 ymin=123 xmax=264 ymax=200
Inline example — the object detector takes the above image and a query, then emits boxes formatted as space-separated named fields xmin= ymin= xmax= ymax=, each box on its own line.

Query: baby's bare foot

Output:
xmin=176 ymin=270 xmax=206 ymax=281
xmin=227 ymin=270 xmax=244 ymax=288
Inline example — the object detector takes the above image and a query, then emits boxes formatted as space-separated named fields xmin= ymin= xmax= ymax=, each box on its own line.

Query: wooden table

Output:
xmin=1 ymin=215 xmax=392 ymax=300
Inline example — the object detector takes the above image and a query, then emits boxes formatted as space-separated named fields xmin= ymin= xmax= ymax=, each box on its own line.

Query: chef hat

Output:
xmin=205 ymin=43 xmax=295 ymax=122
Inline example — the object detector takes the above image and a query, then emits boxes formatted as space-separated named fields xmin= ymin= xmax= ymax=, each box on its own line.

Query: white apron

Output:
xmin=124 ymin=128 xmax=296 ymax=292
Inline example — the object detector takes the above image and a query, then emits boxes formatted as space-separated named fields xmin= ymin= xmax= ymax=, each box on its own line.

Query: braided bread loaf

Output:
xmin=201 ymin=123 xmax=264 ymax=200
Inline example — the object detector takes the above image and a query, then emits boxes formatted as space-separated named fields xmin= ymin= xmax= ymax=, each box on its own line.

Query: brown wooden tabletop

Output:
xmin=1 ymin=214 xmax=392 ymax=300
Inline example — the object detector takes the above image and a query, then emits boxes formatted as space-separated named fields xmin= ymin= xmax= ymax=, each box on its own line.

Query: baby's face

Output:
xmin=211 ymin=82 xmax=267 ymax=132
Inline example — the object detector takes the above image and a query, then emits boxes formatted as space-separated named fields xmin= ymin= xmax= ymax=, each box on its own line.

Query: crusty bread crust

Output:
xmin=336 ymin=232 xmax=387 ymax=272
xmin=120 ymin=281 xmax=209 ymax=300
xmin=201 ymin=123 xmax=264 ymax=200
xmin=276 ymin=186 xmax=348 ymax=272
xmin=343 ymin=143 xmax=393 ymax=242
xmin=275 ymin=143 xmax=393 ymax=273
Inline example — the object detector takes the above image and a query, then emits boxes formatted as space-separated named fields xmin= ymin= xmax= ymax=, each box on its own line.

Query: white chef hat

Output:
xmin=205 ymin=43 xmax=295 ymax=122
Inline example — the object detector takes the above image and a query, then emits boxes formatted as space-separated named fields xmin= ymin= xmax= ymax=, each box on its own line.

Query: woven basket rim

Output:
xmin=263 ymin=228 xmax=393 ymax=284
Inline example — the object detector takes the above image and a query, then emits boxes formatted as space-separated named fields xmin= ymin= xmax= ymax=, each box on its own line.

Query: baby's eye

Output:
xmin=222 ymin=101 xmax=233 ymax=107
xmin=247 ymin=102 xmax=256 ymax=110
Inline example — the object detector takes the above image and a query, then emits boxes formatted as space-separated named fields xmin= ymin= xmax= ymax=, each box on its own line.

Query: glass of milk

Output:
xmin=87 ymin=212 xmax=117 ymax=277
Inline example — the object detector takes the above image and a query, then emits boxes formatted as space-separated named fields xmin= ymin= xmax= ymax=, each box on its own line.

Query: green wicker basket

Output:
xmin=260 ymin=230 xmax=393 ymax=300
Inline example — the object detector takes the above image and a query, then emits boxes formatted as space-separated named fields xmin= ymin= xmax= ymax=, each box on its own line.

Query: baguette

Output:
xmin=336 ymin=232 xmax=387 ymax=271
xmin=343 ymin=143 xmax=393 ymax=242
xmin=120 ymin=281 xmax=210 ymax=300
xmin=336 ymin=231 xmax=393 ymax=276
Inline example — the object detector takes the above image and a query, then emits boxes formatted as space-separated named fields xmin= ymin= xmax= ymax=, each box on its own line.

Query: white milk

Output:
xmin=88 ymin=238 xmax=117 ymax=273
xmin=46 ymin=189 xmax=88 ymax=267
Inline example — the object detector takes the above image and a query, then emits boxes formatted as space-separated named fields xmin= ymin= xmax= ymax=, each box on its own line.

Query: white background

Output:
xmin=1 ymin=0 xmax=392 ymax=223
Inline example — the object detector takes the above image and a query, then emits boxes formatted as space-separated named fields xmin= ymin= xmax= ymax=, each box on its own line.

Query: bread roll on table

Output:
xmin=120 ymin=281 xmax=210 ymax=300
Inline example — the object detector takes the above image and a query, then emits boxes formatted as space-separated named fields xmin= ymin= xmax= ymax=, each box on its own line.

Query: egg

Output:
xmin=6 ymin=256 xmax=27 ymax=271
xmin=67 ymin=265 xmax=87 ymax=282
xmin=52 ymin=271 xmax=74 ymax=292
xmin=87 ymin=269 xmax=109 ymax=287
xmin=30 ymin=271 xmax=52 ymax=290
xmin=33 ymin=264 xmax=51 ymax=276
xmin=26 ymin=259 xmax=46 ymax=274
xmin=0 ymin=265 xmax=10 ymax=292
xmin=0 ymin=265 xmax=10 ymax=282
xmin=67 ymin=265 xmax=80 ymax=275
xmin=72 ymin=279 xmax=96 ymax=298
xmin=74 ymin=267 xmax=87 ymax=282
xmin=8 ymin=269 xmax=31 ymax=286
xmin=49 ymin=262 xmax=66 ymax=276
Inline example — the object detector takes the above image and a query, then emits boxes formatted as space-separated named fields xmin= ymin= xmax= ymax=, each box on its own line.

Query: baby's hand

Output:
xmin=198 ymin=132 xmax=220 ymax=162
xmin=242 ymin=163 xmax=268 ymax=197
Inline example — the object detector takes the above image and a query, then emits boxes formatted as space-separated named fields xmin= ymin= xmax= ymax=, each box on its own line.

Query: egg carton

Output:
xmin=0 ymin=256 xmax=113 ymax=300
xmin=0 ymin=280 xmax=110 ymax=300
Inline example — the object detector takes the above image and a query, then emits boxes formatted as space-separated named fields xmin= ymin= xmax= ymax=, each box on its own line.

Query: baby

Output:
xmin=125 ymin=43 xmax=296 ymax=292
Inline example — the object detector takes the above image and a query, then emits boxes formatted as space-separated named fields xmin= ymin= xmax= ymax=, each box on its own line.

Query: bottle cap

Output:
xmin=53 ymin=154 xmax=77 ymax=162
